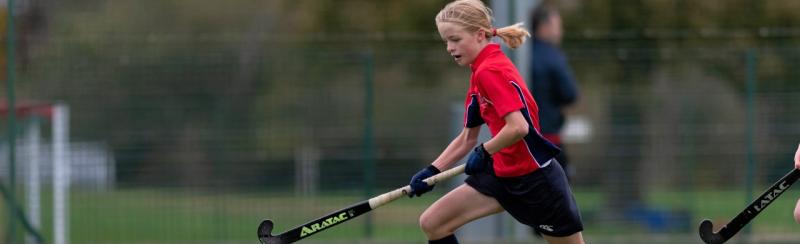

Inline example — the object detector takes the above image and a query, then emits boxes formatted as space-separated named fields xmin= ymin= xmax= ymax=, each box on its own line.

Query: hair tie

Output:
xmin=492 ymin=28 xmax=497 ymax=37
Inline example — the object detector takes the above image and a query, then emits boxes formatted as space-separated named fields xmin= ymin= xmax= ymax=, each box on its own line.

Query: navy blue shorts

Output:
xmin=465 ymin=159 xmax=583 ymax=237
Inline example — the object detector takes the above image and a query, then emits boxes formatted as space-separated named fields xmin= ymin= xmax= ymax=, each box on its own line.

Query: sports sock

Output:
xmin=429 ymin=234 xmax=458 ymax=244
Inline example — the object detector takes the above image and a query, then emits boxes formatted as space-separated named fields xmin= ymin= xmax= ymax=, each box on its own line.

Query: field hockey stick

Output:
xmin=257 ymin=164 xmax=466 ymax=244
xmin=699 ymin=168 xmax=800 ymax=244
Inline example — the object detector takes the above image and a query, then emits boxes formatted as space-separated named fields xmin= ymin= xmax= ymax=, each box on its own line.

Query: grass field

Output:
xmin=1 ymin=187 xmax=800 ymax=243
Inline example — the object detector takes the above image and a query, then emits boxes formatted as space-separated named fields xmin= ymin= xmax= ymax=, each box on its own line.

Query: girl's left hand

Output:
xmin=465 ymin=144 xmax=491 ymax=175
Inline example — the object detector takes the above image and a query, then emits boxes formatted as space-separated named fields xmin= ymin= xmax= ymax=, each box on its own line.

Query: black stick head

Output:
xmin=699 ymin=219 xmax=726 ymax=244
xmin=258 ymin=219 xmax=287 ymax=244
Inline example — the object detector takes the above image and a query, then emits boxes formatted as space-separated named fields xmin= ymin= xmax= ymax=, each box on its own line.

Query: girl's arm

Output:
xmin=794 ymin=143 xmax=799 ymax=170
xmin=793 ymin=143 xmax=799 ymax=224
xmin=794 ymin=198 xmax=800 ymax=224
xmin=431 ymin=126 xmax=481 ymax=170
xmin=482 ymin=111 xmax=528 ymax=154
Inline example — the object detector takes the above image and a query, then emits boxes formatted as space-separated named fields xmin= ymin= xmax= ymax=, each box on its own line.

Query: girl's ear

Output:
xmin=476 ymin=29 xmax=487 ymax=42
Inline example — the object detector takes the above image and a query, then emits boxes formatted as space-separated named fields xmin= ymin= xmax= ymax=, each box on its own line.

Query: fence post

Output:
xmin=743 ymin=48 xmax=758 ymax=238
xmin=6 ymin=0 xmax=18 ymax=242
xmin=25 ymin=119 xmax=41 ymax=244
xmin=362 ymin=50 xmax=376 ymax=239
xmin=53 ymin=104 xmax=71 ymax=244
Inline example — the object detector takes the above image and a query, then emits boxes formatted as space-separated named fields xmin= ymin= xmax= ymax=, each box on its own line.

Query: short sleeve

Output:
xmin=476 ymin=68 xmax=524 ymax=118
xmin=463 ymin=93 xmax=484 ymax=128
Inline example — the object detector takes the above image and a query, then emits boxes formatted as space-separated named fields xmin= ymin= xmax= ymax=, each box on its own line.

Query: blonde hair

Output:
xmin=435 ymin=0 xmax=530 ymax=49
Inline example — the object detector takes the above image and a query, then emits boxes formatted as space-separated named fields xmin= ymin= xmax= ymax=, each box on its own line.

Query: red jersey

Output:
xmin=463 ymin=44 xmax=561 ymax=177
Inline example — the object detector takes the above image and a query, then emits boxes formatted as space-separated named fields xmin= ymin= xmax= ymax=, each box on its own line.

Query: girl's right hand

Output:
xmin=408 ymin=165 xmax=441 ymax=198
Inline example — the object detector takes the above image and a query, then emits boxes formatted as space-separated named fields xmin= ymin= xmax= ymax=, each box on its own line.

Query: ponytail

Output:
xmin=493 ymin=22 xmax=530 ymax=49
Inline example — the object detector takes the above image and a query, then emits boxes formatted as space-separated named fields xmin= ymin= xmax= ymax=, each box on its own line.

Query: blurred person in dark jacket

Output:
xmin=528 ymin=2 xmax=578 ymax=181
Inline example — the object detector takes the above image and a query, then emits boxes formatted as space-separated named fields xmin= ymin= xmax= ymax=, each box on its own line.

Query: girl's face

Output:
xmin=437 ymin=22 xmax=488 ymax=66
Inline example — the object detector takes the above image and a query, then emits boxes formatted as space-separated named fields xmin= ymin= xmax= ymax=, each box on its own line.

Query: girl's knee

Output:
xmin=418 ymin=211 xmax=437 ymax=235
xmin=419 ymin=210 xmax=450 ymax=239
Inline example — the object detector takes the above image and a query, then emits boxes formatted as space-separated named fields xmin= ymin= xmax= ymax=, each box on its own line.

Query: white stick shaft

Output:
xmin=368 ymin=164 xmax=465 ymax=208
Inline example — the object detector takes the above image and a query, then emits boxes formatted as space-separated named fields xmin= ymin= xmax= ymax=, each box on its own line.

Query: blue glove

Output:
xmin=408 ymin=165 xmax=441 ymax=198
xmin=465 ymin=144 xmax=491 ymax=175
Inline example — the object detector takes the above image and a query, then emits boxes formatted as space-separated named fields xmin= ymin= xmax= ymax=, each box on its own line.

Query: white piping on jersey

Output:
xmin=540 ymin=158 xmax=552 ymax=168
